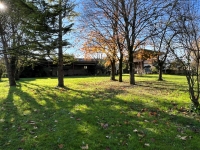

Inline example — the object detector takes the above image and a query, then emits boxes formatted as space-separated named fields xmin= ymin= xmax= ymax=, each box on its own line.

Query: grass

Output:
xmin=0 ymin=74 xmax=200 ymax=150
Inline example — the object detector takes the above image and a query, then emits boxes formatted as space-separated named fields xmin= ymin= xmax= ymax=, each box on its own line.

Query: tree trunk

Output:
xmin=57 ymin=46 xmax=64 ymax=87
xmin=2 ymin=45 xmax=16 ymax=86
xmin=15 ymin=69 xmax=20 ymax=80
xmin=129 ymin=53 xmax=135 ymax=85
xmin=186 ymin=74 xmax=200 ymax=109
xmin=118 ymin=53 xmax=123 ymax=82
xmin=158 ymin=63 xmax=163 ymax=81
xmin=191 ymin=94 xmax=199 ymax=109
xmin=10 ymin=56 xmax=17 ymax=83
xmin=0 ymin=69 xmax=2 ymax=81
xmin=0 ymin=23 xmax=16 ymax=86
xmin=110 ymin=60 xmax=116 ymax=81
xmin=4 ymin=55 xmax=16 ymax=86
xmin=57 ymin=0 xmax=64 ymax=87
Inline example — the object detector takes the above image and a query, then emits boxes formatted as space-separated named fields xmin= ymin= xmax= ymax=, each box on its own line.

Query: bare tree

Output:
xmin=81 ymin=0 xmax=163 ymax=84
xmin=150 ymin=0 xmax=178 ymax=81
xmin=118 ymin=0 xmax=162 ymax=84
xmin=170 ymin=1 xmax=200 ymax=109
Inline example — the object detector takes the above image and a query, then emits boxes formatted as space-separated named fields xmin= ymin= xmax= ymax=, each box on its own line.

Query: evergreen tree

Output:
xmin=25 ymin=0 xmax=77 ymax=87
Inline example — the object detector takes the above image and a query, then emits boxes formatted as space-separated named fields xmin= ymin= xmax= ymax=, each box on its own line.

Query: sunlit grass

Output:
xmin=0 ymin=74 xmax=199 ymax=149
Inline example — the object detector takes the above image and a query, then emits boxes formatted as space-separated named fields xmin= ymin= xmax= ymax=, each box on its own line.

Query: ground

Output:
xmin=0 ymin=74 xmax=200 ymax=150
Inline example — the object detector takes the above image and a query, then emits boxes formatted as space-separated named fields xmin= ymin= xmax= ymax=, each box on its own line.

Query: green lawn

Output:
xmin=0 ymin=74 xmax=200 ymax=150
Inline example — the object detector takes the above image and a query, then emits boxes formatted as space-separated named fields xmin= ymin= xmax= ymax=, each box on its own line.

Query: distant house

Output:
xmin=134 ymin=59 xmax=156 ymax=74
xmin=20 ymin=58 xmax=99 ymax=78
xmin=133 ymin=49 xmax=159 ymax=74
xmin=62 ymin=59 xmax=98 ymax=76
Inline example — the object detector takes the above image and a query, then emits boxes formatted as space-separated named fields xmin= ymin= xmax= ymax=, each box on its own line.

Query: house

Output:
xmin=134 ymin=59 xmax=155 ymax=74
xmin=20 ymin=58 xmax=99 ymax=78
xmin=133 ymin=49 xmax=159 ymax=74
xmin=61 ymin=59 xmax=98 ymax=76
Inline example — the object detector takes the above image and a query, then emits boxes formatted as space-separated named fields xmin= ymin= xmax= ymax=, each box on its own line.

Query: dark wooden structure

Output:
xmin=20 ymin=59 xmax=98 ymax=78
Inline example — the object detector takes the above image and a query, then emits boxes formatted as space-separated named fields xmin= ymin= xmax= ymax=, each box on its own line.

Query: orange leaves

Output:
xmin=137 ymin=112 xmax=141 ymax=117
xmin=81 ymin=30 xmax=119 ymax=61
xmin=81 ymin=144 xmax=89 ymax=150
xmin=58 ymin=144 xmax=64 ymax=149
xmin=149 ymin=111 xmax=157 ymax=117
xmin=100 ymin=123 xmax=109 ymax=129
xmin=134 ymin=49 xmax=158 ymax=60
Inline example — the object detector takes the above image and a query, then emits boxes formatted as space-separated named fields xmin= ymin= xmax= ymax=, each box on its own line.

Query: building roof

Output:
xmin=133 ymin=49 xmax=162 ymax=61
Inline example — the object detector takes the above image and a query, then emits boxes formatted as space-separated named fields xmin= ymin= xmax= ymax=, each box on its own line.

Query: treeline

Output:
xmin=79 ymin=0 xmax=200 ymax=108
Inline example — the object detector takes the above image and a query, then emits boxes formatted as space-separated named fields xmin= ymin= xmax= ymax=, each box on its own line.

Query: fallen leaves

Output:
xmin=149 ymin=111 xmax=157 ymax=116
xmin=137 ymin=108 xmax=160 ymax=118
xmin=176 ymin=135 xmax=192 ymax=140
xmin=27 ymin=120 xmax=36 ymax=125
xmin=137 ymin=112 xmax=141 ymax=117
xmin=133 ymin=129 xmax=151 ymax=147
xmin=124 ymin=120 xmax=130 ymax=125
xmin=152 ymin=120 xmax=157 ymax=124
xmin=58 ymin=144 xmax=64 ymax=149
xmin=144 ymin=143 xmax=150 ymax=147
xmin=106 ymin=135 xmax=111 ymax=139
xmin=177 ymin=135 xmax=187 ymax=140
xmin=81 ymin=144 xmax=89 ymax=150
xmin=100 ymin=123 xmax=109 ymax=129
xmin=133 ymin=129 xmax=146 ymax=139
xmin=0 ymin=119 xmax=5 ymax=122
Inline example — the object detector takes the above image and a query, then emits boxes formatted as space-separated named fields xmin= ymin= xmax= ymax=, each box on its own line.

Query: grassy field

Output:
xmin=0 ymin=74 xmax=200 ymax=150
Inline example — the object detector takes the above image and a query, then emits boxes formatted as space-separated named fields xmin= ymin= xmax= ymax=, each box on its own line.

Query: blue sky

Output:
xmin=65 ymin=0 xmax=84 ymax=58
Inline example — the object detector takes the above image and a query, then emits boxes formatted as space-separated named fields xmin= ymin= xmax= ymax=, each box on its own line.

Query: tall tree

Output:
xmin=0 ymin=0 xmax=30 ymax=86
xmin=26 ymin=0 xmax=76 ymax=87
xmin=81 ymin=31 xmax=118 ymax=80
xmin=116 ymin=0 xmax=162 ymax=85
xmin=149 ymin=0 xmax=178 ymax=81
xmin=80 ymin=0 xmax=129 ymax=81
xmin=170 ymin=0 xmax=200 ymax=109
xmin=0 ymin=57 xmax=5 ymax=81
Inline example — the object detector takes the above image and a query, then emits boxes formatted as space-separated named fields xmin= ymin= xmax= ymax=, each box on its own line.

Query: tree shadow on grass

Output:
xmin=1 ymin=80 xmax=200 ymax=150
xmin=0 ymin=83 xmax=65 ymax=149
xmin=0 ymin=79 xmax=7 ymax=83
xmin=48 ymin=86 xmax=200 ymax=150
xmin=137 ymin=80 xmax=188 ymax=92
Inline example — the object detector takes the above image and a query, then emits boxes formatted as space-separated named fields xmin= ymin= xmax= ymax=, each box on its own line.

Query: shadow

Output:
xmin=65 ymin=75 xmax=110 ymax=78
xmin=137 ymin=80 xmax=188 ymax=92
xmin=0 ymin=78 xmax=200 ymax=150
xmin=0 ymin=80 xmax=7 ymax=83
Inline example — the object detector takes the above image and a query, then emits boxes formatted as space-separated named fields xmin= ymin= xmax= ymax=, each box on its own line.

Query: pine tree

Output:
xmin=25 ymin=0 xmax=76 ymax=87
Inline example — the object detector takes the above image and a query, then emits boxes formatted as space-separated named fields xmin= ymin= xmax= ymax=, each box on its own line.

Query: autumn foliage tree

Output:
xmin=133 ymin=49 xmax=158 ymax=75
xmin=92 ymin=0 xmax=125 ymax=82
xmin=80 ymin=0 xmax=124 ymax=81
xmin=81 ymin=31 xmax=118 ymax=80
